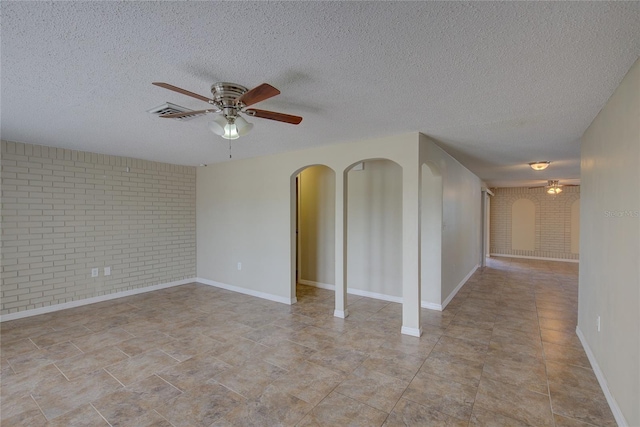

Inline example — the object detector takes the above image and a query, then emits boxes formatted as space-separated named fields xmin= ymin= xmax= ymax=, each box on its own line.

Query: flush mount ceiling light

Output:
xmin=529 ymin=161 xmax=551 ymax=171
xmin=151 ymin=81 xmax=302 ymax=140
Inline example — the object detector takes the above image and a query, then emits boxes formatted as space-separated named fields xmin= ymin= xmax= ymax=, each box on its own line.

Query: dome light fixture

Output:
xmin=529 ymin=161 xmax=551 ymax=171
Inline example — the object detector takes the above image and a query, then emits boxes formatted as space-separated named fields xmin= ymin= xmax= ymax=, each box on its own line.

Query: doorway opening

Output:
xmin=292 ymin=165 xmax=335 ymax=304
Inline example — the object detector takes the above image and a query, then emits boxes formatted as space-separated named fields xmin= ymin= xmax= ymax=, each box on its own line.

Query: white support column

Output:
xmin=334 ymin=171 xmax=348 ymax=318
xmin=401 ymin=164 xmax=422 ymax=336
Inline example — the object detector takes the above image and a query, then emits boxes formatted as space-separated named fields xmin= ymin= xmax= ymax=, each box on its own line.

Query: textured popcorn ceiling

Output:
xmin=1 ymin=2 xmax=638 ymax=186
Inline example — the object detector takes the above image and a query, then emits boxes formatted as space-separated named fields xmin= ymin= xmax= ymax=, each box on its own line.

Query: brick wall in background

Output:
xmin=1 ymin=141 xmax=196 ymax=315
xmin=490 ymin=186 xmax=580 ymax=261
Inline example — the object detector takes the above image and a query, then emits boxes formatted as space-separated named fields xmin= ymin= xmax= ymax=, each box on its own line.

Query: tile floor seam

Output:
xmin=536 ymin=285 xmax=558 ymax=427
xmin=53 ymin=362 xmax=71 ymax=382
xmin=29 ymin=392 xmax=48 ymax=422
xmin=151 ymin=408 xmax=176 ymax=427
xmin=89 ymin=401 xmax=114 ymax=427
xmin=332 ymin=389 xmax=389 ymax=415
xmin=455 ymin=286 xmax=483 ymax=426
xmin=28 ymin=337 xmax=40 ymax=351
xmin=102 ymin=367 xmax=126 ymax=388
xmin=68 ymin=340 xmax=85 ymax=355
xmin=158 ymin=347 xmax=183 ymax=363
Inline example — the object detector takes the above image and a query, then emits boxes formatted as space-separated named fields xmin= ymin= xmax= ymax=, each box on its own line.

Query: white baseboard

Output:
xmin=196 ymin=278 xmax=295 ymax=305
xmin=347 ymin=288 xmax=403 ymax=304
xmin=298 ymin=279 xmax=335 ymax=291
xmin=576 ymin=327 xmax=628 ymax=426
xmin=421 ymin=301 xmax=442 ymax=311
xmin=334 ymin=309 xmax=349 ymax=318
xmin=0 ymin=278 xmax=196 ymax=322
xmin=401 ymin=326 xmax=422 ymax=337
xmin=421 ymin=264 xmax=479 ymax=311
xmin=490 ymin=253 xmax=579 ymax=263
xmin=439 ymin=264 xmax=479 ymax=310
xmin=298 ymin=279 xmax=403 ymax=304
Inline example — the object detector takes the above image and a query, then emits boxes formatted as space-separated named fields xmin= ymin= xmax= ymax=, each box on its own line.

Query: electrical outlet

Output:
xmin=237 ymin=262 xmax=242 ymax=271
xmin=597 ymin=316 xmax=601 ymax=332
xmin=91 ymin=268 xmax=99 ymax=278
xmin=104 ymin=266 xmax=111 ymax=276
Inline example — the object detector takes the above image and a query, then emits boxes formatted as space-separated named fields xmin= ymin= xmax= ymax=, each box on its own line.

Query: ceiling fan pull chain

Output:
xmin=229 ymin=139 xmax=232 ymax=159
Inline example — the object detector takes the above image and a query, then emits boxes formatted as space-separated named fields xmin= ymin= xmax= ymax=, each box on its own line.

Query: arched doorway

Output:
xmin=290 ymin=165 xmax=335 ymax=303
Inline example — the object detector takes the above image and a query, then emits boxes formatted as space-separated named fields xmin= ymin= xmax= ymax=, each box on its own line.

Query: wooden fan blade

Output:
xmin=528 ymin=186 xmax=545 ymax=189
xmin=237 ymin=83 xmax=280 ymax=107
xmin=152 ymin=82 xmax=213 ymax=103
xmin=245 ymin=109 xmax=302 ymax=125
xmin=561 ymin=184 xmax=580 ymax=187
xmin=159 ymin=109 xmax=215 ymax=118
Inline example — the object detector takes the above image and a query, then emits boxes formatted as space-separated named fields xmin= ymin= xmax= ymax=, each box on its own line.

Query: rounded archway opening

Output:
xmin=290 ymin=164 xmax=336 ymax=304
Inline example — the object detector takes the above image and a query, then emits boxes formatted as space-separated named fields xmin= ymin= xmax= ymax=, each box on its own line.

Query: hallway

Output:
xmin=0 ymin=258 xmax=615 ymax=426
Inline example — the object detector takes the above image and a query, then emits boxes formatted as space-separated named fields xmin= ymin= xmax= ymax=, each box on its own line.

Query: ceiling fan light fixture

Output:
xmin=529 ymin=161 xmax=550 ymax=171
xmin=547 ymin=186 xmax=562 ymax=194
xmin=222 ymin=122 xmax=240 ymax=140
xmin=235 ymin=115 xmax=254 ymax=137
xmin=208 ymin=115 xmax=228 ymax=136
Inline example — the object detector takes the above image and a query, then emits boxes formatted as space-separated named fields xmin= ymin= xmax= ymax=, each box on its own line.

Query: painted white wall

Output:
xmin=298 ymin=165 xmax=335 ymax=285
xmin=511 ymin=198 xmax=536 ymax=251
xmin=419 ymin=135 xmax=482 ymax=306
xmin=197 ymin=133 xmax=420 ymax=308
xmin=421 ymin=163 xmax=443 ymax=305
xmin=347 ymin=160 xmax=403 ymax=297
xmin=579 ymin=58 xmax=640 ymax=427
xmin=197 ymin=158 xmax=292 ymax=298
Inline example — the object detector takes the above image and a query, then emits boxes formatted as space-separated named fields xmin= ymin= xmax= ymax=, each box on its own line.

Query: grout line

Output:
xmin=90 ymin=402 xmax=114 ymax=427
xmin=151 ymin=409 xmax=176 ymax=427
xmin=445 ymin=284 xmax=482 ymax=425
xmin=158 ymin=348 xmax=181 ymax=363
xmin=69 ymin=341 xmax=85 ymax=354
xmin=103 ymin=367 xmax=126 ymax=388
xmin=535 ymin=274 xmax=558 ymax=427
xmin=153 ymin=373 xmax=184 ymax=395
xmin=53 ymin=363 xmax=71 ymax=382
xmin=113 ymin=346 xmax=133 ymax=359
xmin=28 ymin=337 xmax=41 ymax=350
xmin=30 ymin=394 xmax=48 ymax=422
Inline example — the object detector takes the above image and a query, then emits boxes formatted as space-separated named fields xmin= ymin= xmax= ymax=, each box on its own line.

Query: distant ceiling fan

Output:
xmin=152 ymin=81 xmax=302 ymax=139
xmin=529 ymin=180 xmax=579 ymax=195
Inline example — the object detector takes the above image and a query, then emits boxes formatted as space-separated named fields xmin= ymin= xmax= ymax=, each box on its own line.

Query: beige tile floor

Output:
xmin=0 ymin=257 xmax=617 ymax=426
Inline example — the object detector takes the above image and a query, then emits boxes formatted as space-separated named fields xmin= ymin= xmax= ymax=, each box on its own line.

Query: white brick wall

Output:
xmin=490 ymin=186 xmax=580 ymax=260
xmin=1 ymin=141 xmax=196 ymax=315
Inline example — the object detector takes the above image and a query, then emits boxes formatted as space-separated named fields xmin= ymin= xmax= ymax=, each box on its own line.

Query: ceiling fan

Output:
xmin=529 ymin=180 xmax=579 ymax=194
xmin=152 ymin=81 xmax=302 ymax=139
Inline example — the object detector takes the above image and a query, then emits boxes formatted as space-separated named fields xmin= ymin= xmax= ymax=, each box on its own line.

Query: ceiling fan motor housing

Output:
xmin=211 ymin=83 xmax=248 ymax=107
xmin=211 ymin=82 xmax=249 ymax=120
